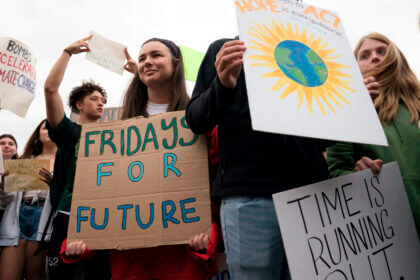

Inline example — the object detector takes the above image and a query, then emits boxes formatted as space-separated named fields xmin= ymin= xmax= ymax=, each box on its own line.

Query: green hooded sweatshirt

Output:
xmin=327 ymin=104 xmax=420 ymax=236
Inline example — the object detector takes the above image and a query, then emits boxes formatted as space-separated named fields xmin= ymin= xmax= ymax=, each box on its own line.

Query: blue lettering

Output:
xmin=97 ymin=162 xmax=114 ymax=186
xmin=128 ymin=161 xmax=144 ymax=182
xmin=117 ymin=204 xmax=133 ymax=230
xmin=77 ymin=206 xmax=90 ymax=233
xmin=162 ymin=200 xmax=180 ymax=228
xmin=135 ymin=204 xmax=154 ymax=229
xmin=180 ymin=198 xmax=200 ymax=224
xmin=163 ymin=153 xmax=181 ymax=178
xmin=90 ymin=208 xmax=109 ymax=230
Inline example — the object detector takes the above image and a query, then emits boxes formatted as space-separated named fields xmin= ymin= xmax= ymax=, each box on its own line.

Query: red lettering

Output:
xmin=21 ymin=61 xmax=28 ymax=73
xmin=7 ymin=55 xmax=14 ymax=67
xmin=11 ymin=71 xmax=18 ymax=85
xmin=0 ymin=54 xmax=7 ymax=64
xmin=12 ymin=56 xmax=19 ymax=69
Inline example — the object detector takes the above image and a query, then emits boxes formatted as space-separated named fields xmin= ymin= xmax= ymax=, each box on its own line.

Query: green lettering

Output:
xmin=179 ymin=116 xmax=198 ymax=146
xmin=100 ymin=130 xmax=116 ymax=155
xmin=127 ymin=126 xmax=141 ymax=156
xmin=161 ymin=117 xmax=178 ymax=149
xmin=141 ymin=123 xmax=159 ymax=151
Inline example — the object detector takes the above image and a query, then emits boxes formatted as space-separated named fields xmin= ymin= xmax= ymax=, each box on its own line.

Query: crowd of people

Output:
xmin=0 ymin=28 xmax=418 ymax=280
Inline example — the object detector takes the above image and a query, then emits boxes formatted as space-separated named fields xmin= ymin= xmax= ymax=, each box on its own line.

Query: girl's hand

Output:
xmin=189 ymin=233 xmax=209 ymax=252
xmin=39 ymin=168 xmax=52 ymax=186
xmin=363 ymin=76 xmax=380 ymax=101
xmin=354 ymin=156 xmax=383 ymax=174
xmin=124 ymin=48 xmax=138 ymax=74
xmin=65 ymin=240 xmax=87 ymax=258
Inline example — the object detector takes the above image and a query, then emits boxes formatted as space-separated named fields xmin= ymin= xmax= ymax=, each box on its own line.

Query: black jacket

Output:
xmin=186 ymin=38 xmax=330 ymax=199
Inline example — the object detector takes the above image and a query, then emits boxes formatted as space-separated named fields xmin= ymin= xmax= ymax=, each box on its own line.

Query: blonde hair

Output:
xmin=354 ymin=32 xmax=420 ymax=124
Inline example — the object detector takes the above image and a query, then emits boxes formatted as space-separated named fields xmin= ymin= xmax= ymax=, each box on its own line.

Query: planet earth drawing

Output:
xmin=274 ymin=40 xmax=328 ymax=87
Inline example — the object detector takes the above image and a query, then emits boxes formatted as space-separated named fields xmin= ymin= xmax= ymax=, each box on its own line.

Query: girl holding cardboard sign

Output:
xmin=0 ymin=120 xmax=56 ymax=280
xmin=0 ymin=134 xmax=18 ymax=222
xmin=61 ymin=38 xmax=221 ymax=280
xmin=327 ymin=33 xmax=420 ymax=236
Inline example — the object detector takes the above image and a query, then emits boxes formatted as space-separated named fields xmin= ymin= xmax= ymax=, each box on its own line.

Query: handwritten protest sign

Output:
xmin=4 ymin=159 xmax=50 ymax=192
xmin=86 ymin=31 xmax=127 ymax=75
xmin=273 ymin=162 xmax=420 ymax=280
xmin=235 ymin=0 xmax=387 ymax=146
xmin=0 ymin=37 xmax=37 ymax=117
xmin=67 ymin=111 xmax=212 ymax=250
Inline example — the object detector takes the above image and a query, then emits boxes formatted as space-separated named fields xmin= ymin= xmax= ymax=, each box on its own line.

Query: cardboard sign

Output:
xmin=273 ymin=162 xmax=420 ymax=280
xmin=68 ymin=111 xmax=212 ymax=250
xmin=70 ymin=107 xmax=122 ymax=123
xmin=0 ymin=37 xmax=37 ymax=117
xmin=235 ymin=0 xmax=387 ymax=146
xmin=86 ymin=31 xmax=127 ymax=75
xmin=4 ymin=159 xmax=50 ymax=192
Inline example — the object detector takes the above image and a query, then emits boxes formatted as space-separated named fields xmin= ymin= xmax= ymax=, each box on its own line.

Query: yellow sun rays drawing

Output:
xmin=248 ymin=19 xmax=355 ymax=115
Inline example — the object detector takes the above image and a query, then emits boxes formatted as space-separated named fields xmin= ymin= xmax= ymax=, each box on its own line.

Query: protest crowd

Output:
xmin=0 ymin=2 xmax=419 ymax=280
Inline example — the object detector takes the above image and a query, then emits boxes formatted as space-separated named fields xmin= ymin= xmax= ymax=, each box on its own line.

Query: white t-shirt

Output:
xmin=146 ymin=101 xmax=168 ymax=116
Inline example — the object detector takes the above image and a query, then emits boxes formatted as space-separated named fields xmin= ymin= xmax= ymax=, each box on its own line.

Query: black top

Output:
xmin=186 ymin=38 xmax=330 ymax=199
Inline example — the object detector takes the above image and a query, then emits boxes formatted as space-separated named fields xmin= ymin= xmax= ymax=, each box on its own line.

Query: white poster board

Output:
xmin=86 ymin=31 xmax=127 ymax=75
xmin=273 ymin=162 xmax=420 ymax=280
xmin=234 ymin=1 xmax=387 ymax=146
xmin=0 ymin=37 xmax=37 ymax=117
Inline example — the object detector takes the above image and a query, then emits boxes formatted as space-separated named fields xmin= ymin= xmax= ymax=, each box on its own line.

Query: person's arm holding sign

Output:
xmin=186 ymin=40 xmax=246 ymax=133
xmin=44 ymin=35 xmax=92 ymax=129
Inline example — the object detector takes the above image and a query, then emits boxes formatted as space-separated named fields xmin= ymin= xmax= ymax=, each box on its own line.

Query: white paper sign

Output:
xmin=0 ymin=37 xmax=37 ymax=117
xmin=234 ymin=0 xmax=387 ymax=146
xmin=86 ymin=31 xmax=126 ymax=75
xmin=273 ymin=162 xmax=420 ymax=280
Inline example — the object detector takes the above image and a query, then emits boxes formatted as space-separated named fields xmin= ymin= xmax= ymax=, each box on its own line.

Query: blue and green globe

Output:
xmin=274 ymin=40 xmax=328 ymax=87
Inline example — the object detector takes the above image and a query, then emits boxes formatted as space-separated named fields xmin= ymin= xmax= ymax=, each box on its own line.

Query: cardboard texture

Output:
xmin=4 ymin=159 xmax=50 ymax=192
xmin=86 ymin=31 xmax=127 ymax=75
xmin=273 ymin=162 xmax=420 ymax=280
xmin=0 ymin=37 xmax=37 ymax=117
xmin=68 ymin=111 xmax=212 ymax=250
xmin=234 ymin=1 xmax=387 ymax=146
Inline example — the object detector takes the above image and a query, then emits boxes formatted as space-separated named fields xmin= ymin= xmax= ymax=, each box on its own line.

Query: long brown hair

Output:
xmin=354 ymin=32 xmax=420 ymax=124
xmin=20 ymin=119 xmax=47 ymax=159
xmin=121 ymin=38 xmax=189 ymax=119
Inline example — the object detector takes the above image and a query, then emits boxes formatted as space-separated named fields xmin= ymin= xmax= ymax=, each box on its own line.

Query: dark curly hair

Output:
xmin=68 ymin=80 xmax=107 ymax=113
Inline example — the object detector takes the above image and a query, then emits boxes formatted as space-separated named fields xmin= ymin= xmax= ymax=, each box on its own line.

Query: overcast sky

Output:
xmin=1 ymin=0 xmax=419 ymax=153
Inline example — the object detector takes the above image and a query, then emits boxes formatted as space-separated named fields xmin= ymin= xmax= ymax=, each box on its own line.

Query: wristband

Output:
xmin=63 ymin=49 xmax=72 ymax=56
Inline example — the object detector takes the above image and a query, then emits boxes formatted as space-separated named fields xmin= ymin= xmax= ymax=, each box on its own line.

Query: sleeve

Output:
xmin=188 ymin=127 xmax=221 ymax=260
xmin=188 ymin=202 xmax=221 ymax=261
xmin=60 ymin=238 xmax=96 ymax=264
xmin=326 ymin=141 xmax=357 ymax=178
xmin=185 ymin=40 xmax=235 ymax=134
xmin=46 ymin=115 xmax=74 ymax=146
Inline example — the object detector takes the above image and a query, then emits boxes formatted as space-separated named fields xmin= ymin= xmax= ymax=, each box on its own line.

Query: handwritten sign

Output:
xmin=86 ymin=31 xmax=127 ymax=75
xmin=273 ymin=162 xmax=420 ymax=280
xmin=0 ymin=37 xmax=37 ymax=117
xmin=4 ymin=159 xmax=50 ymax=192
xmin=67 ymin=111 xmax=212 ymax=250
xmin=235 ymin=0 xmax=387 ymax=146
